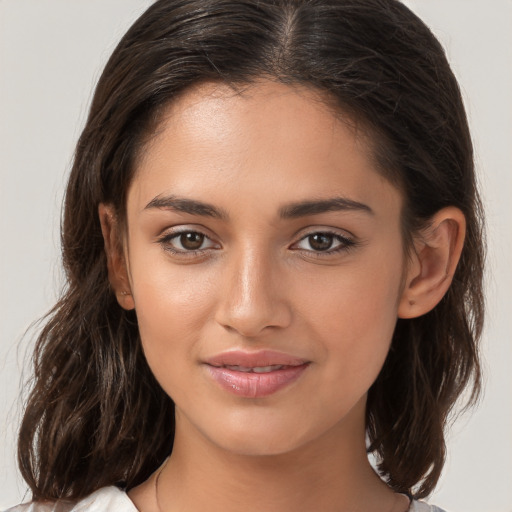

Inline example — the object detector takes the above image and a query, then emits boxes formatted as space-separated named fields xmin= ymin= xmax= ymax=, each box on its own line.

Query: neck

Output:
xmin=153 ymin=403 xmax=401 ymax=512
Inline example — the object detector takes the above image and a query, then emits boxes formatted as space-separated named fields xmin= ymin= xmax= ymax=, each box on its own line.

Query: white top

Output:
xmin=4 ymin=486 xmax=448 ymax=512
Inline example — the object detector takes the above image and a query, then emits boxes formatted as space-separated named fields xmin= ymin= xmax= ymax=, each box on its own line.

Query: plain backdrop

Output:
xmin=0 ymin=1 xmax=511 ymax=511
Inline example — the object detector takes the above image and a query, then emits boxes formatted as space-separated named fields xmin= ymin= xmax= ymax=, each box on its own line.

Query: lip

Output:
xmin=203 ymin=350 xmax=310 ymax=398
xmin=205 ymin=350 xmax=308 ymax=368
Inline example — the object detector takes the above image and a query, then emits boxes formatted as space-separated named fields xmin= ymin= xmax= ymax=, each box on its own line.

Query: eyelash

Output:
xmin=292 ymin=231 xmax=357 ymax=256
xmin=157 ymin=229 xmax=357 ymax=258
xmin=157 ymin=229 xmax=218 ymax=257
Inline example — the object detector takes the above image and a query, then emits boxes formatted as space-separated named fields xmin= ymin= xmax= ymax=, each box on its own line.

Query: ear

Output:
xmin=398 ymin=206 xmax=466 ymax=319
xmin=98 ymin=203 xmax=135 ymax=310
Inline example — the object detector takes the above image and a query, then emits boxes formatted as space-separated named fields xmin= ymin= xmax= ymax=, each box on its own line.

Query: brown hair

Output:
xmin=18 ymin=0 xmax=484 ymax=501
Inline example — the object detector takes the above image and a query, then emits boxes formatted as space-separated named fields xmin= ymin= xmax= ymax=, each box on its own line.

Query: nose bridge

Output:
xmin=216 ymin=242 xmax=290 ymax=336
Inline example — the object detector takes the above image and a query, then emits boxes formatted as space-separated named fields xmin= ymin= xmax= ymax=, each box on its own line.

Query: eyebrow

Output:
xmin=144 ymin=195 xmax=229 ymax=219
xmin=144 ymin=194 xmax=373 ymax=219
xmin=279 ymin=197 xmax=374 ymax=218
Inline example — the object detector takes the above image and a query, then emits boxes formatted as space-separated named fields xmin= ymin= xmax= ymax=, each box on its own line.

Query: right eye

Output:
xmin=158 ymin=230 xmax=219 ymax=255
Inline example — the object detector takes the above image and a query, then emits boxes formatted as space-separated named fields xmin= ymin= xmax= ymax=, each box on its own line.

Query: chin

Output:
xmin=215 ymin=431 xmax=308 ymax=458
xmin=197 ymin=409 xmax=328 ymax=458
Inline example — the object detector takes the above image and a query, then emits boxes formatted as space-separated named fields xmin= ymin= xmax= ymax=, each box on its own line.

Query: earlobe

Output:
xmin=398 ymin=207 xmax=466 ymax=319
xmin=98 ymin=204 xmax=135 ymax=311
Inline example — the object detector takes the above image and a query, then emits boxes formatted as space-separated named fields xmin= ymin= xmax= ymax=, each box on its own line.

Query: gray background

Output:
xmin=1 ymin=1 xmax=511 ymax=510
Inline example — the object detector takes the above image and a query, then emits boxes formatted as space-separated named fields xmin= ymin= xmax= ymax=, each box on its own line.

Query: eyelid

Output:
xmin=290 ymin=228 xmax=358 ymax=254
xmin=156 ymin=225 xmax=359 ymax=258
xmin=157 ymin=226 xmax=221 ymax=255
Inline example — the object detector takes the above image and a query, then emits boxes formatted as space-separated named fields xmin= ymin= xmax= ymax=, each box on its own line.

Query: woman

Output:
xmin=8 ymin=0 xmax=484 ymax=511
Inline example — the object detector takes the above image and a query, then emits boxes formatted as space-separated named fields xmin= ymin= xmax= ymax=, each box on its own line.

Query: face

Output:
xmin=120 ymin=81 xmax=408 ymax=456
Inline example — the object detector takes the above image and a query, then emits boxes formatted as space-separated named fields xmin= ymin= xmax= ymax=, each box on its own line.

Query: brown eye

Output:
xmin=308 ymin=233 xmax=334 ymax=251
xmin=180 ymin=232 xmax=205 ymax=250
xmin=159 ymin=229 xmax=219 ymax=255
xmin=293 ymin=231 xmax=355 ymax=255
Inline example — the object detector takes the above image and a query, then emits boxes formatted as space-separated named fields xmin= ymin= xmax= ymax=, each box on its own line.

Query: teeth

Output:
xmin=253 ymin=365 xmax=283 ymax=373
xmin=225 ymin=365 xmax=252 ymax=372
xmin=225 ymin=364 xmax=284 ymax=373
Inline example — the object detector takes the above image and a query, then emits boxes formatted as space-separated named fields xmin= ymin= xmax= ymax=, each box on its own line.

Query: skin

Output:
xmin=100 ymin=81 xmax=465 ymax=512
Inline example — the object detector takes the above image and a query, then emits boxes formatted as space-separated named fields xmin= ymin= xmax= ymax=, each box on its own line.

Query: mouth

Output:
xmin=220 ymin=364 xmax=292 ymax=373
xmin=203 ymin=350 xmax=310 ymax=398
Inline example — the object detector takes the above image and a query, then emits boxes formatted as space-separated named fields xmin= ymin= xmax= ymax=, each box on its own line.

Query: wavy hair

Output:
xmin=18 ymin=0 xmax=484 ymax=501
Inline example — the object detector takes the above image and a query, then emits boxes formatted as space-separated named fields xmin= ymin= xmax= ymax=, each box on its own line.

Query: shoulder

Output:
xmin=3 ymin=487 xmax=138 ymax=512
xmin=410 ymin=500 xmax=449 ymax=512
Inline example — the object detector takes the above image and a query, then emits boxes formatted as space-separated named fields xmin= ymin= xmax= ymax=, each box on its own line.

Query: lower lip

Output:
xmin=205 ymin=364 xmax=309 ymax=398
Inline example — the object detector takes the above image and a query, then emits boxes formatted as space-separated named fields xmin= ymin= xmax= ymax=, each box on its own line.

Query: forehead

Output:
xmin=129 ymin=80 xmax=401 ymax=219
xmin=138 ymin=80 xmax=368 ymax=167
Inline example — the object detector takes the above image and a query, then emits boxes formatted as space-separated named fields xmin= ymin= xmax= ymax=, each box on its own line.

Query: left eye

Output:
xmin=294 ymin=232 xmax=353 ymax=252
xmin=162 ymin=231 xmax=217 ymax=252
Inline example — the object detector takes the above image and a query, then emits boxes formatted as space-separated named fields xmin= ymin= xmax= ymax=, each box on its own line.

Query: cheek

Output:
xmin=127 ymin=251 xmax=220 ymax=387
xmin=301 ymin=251 xmax=404 ymax=387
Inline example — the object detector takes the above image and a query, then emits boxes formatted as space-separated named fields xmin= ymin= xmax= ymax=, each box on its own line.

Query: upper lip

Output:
xmin=204 ymin=350 xmax=309 ymax=368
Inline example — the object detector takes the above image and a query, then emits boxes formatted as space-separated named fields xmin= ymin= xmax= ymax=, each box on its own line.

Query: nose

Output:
xmin=214 ymin=247 xmax=292 ymax=338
